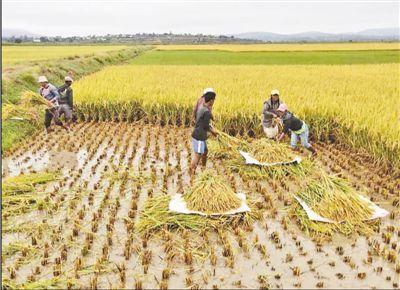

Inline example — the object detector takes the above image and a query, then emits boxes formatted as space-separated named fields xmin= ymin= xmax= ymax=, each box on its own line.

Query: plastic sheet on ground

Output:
xmin=293 ymin=194 xmax=389 ymax=224
xmin=239 ymin=150 xmax=302 ymax=167
xmin=168 ymin=192 xmax=251 ymax=216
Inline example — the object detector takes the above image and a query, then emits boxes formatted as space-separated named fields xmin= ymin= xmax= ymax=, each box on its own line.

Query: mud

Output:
xmin=2 ymin=122 xmax=399 ymax=289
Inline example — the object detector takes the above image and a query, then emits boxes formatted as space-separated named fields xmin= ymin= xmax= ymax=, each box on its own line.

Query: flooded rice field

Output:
xmin=2 ymin=122 xmax=399 ymax=289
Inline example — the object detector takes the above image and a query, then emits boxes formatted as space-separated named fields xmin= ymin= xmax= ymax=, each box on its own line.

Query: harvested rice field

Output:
xmin=2 ymin=122 xmax=399 ymax=289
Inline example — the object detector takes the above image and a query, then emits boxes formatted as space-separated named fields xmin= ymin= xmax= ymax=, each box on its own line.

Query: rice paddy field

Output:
xmin=2 ymin=43 xmax=400 ymax=289
xmin=2 ymin=45 xmax=128 ymax=66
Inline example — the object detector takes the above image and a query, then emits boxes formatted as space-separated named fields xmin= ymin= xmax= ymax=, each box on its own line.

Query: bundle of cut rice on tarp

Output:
xmin=136 ymin=170 xmax=259 ymax=235
xmin=242 ymin=138 xmax=301 ymax=166
xmin=169 ymin=169 xmax=250 ymax=216
xmin=292 ymin=170 xmax=388 ymax=240
xmin=209 ymin=132 xmax=313 ymax=180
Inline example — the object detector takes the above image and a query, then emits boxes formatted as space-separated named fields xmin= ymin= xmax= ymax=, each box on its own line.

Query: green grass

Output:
xmin=132 ymin=50 xmax=400 ymax=65
xmin=2 ymin=120 xmax=36 ymax=153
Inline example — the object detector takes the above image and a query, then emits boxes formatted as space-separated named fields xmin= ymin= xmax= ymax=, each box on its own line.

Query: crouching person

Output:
xmin=262 ymin=89 xmax=282 ymax=139
xmin=58 ymin=76 xmax=74 ymax=130
xmin=190 ymin=91 xmax=218 ymax=175
xmin=276 ymin=104 xmax=317 ymax=156
xmin=38 ymin=76 xmax=66 ymax=133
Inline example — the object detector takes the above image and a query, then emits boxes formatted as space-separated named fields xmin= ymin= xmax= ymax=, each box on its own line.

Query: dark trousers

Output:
xmin=44 ymin=108 xmax=63 ymax=128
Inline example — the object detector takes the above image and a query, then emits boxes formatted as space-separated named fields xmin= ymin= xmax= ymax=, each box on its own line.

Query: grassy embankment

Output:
xmin=2 ymin=46 xmax=149 ymax=152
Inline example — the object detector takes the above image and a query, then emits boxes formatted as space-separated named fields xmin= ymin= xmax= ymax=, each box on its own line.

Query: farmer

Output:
xmin=38 ymin=76 xmax=67 ymax=133
xmin=58 ymin=76 xmax=74 ymax=130
xmin=262 ymin=89 xmax=282 ymax=139
xmin=276 ymin=103 xmax=317 ymax=156
xmin=190 ymin=91 xmax=218 ymax=175
xmin=193 ymin=88 xmax=215 ymax=122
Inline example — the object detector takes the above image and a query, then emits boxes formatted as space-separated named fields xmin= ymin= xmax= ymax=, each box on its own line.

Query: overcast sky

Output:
xmin=2 ymin=0 xmax=399 ymax=36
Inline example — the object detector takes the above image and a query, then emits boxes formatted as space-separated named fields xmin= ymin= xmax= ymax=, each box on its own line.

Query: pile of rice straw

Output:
xmin=2 ymin=172 xmax=60 ymax=218
xmin=183 ymin=169 xmax=241 ymax=214
xmin=2 ymin=172 xmax=60 ymax=196
xmin=293 ymin=170 xmax=377 ymax=239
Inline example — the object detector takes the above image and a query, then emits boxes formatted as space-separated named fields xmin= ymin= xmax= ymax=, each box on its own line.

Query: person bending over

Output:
xmin=276 ymin=103 xmax=317 ymax=156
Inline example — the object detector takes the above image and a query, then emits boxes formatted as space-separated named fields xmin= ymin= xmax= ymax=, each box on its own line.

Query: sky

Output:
xmin=2 ymin=0 xmax=399 ymax=36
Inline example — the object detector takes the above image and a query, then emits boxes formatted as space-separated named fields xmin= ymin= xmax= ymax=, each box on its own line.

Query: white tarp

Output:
xmin=168 ymin=192 xmax=251 ymax=216
xmin=293 ymin=194 xmax=389 ymax=224
xmin=239 ymin=150 xmax=302 ymax=167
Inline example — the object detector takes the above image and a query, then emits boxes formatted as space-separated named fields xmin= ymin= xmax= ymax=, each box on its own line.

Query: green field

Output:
xmin=132 ymin=50 xmax=400 ymax=65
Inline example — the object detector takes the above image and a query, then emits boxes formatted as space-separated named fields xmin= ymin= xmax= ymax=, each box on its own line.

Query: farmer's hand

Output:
xmin=210 ymin=127 xmax=218 ymax=137
xmin=276 ymin=133 xmax=284 ymax=142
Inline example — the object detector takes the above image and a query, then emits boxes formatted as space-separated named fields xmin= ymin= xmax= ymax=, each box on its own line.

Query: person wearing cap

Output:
xmin=38 ymin=76 xmax=66 ymax=133
xmin=190 ymin=92 xmax=218 ymax=175
xmin=193 ymin=88 xmax=215 ymax=122
xmin=58 ymin=76 xmax=74 ymax=130
xmin=276 ymin=103 xmax=317 ymax=156
xmin=261 ymin=89 xmax=282 ymax=139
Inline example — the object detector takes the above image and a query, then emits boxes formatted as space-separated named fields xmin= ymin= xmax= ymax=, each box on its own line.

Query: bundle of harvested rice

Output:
xmin=250 ymin=138 xmax=296 ymax=163
xmin=184 ymin=169 xmax=241 ymax=214
xmin=293 ymin=170 xmax=377 ymax=239
xmin=2 ymin=91 xmax=49 ymax=126
xmin=136 ymin=195 xmax=210 ymax=234
xmin=208 ymin=129 xmax=249 ymax=159
xmin=136 ymin=194 xmax=261 ymax=235
xmin=210 ymin=132 xmax=315 ymax=180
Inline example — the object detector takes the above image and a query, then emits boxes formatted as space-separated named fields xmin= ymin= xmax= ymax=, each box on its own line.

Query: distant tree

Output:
xmin=14 ymin=38 xmax=22 ymax=43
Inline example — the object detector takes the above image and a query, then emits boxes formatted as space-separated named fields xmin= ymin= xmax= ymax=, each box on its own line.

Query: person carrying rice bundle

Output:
xmin=190 ymin=89 xmax=218 ymax=175
xmin=276 ymin=103 xmax=317 ymax=156
xmin=38 ymin=75 xmax=68 ymax=133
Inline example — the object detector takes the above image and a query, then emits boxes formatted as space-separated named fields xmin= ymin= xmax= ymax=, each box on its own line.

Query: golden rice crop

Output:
xmin=156 ymin=43 xmax=400 ymax=52
xmin=74 ymin=64 xmax=399 ymax=167
xmin=184 ymin=169 xmax=241 ymax=214
xmin=2 ymin=45 xmax=128 ymax=65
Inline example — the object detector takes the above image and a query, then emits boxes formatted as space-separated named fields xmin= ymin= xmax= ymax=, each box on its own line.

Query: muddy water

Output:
xmin=2 ymin=122 xmax=399 ymax=289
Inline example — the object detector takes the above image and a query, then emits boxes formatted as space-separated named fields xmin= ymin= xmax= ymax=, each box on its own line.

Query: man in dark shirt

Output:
xmin=190 ymin=92 xmax=218 ymax=175
xmin=276 ymin=103 xmax=317 ymax=156
xmin=58 ymin=76 xmax=74 ymax=130
xmin=192 ymin=88 xmax=215 ymax=123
